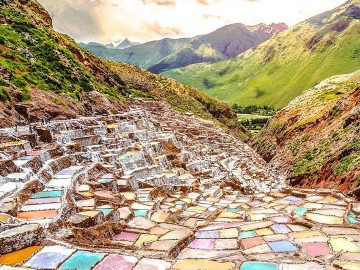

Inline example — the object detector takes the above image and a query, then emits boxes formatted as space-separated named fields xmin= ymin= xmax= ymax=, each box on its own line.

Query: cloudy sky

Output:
xmin=38 ymin=0 xmax=346 ymax=44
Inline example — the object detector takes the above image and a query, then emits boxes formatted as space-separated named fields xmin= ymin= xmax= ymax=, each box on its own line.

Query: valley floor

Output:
xmin=0 ymin=101 xmax=359 ymax=270
xmin=237 ymin=114 xmax=271 ymax=134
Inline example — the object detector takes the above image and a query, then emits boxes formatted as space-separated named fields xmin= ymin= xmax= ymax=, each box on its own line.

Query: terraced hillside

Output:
xmin=164 ymin=0 xmax=360 ymax=109
xmin=252 ymin=70 xmax=360 ymax=198
xmin=0 ymin=0 xmax=245 ymax=138
xmin=0 ymin=102 xmax=359 ymax=269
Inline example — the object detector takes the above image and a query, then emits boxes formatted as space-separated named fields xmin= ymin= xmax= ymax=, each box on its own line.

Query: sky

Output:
xmin=38 ymin=0 xmax=346 ymax=44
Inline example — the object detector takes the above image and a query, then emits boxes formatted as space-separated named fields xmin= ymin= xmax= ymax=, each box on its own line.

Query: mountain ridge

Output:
xmin=163 ymin=0 xmax=360 ymax=109
xmin=83 ymin=38 xmax=141 ymax=50
xmin=80 ymin=22 xmax=288 ymax=74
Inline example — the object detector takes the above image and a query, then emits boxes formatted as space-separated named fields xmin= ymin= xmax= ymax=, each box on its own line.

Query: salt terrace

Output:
xmin=0 ymin=101 xmax=359 ymax=270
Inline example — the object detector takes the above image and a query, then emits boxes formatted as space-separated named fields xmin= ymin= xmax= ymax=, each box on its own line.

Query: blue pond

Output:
xmin=240 ymin=231 xmax=257 ymax=239
xmin=60 ymin=251 xmax=105 ymax=270
xmin=268 ymin=240 xmax=298 ymax=253
xmin=241 ymin=262 xmax=279 ymax=270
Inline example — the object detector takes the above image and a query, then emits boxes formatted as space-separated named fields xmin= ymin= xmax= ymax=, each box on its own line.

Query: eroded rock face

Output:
xmin=17 ymin=0 xmax=52 ymax=27
xmin=0 ymin=160 xmax=21 ymax=177
xmin=0 ymin=224 xmax=43 ymax=254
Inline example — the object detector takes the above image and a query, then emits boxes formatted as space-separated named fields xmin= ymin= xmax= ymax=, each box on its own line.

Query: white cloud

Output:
xmin=38 ymin=0 xmax=347 ymax=43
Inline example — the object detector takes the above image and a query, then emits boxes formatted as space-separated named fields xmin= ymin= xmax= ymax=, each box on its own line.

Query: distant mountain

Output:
xmin=104 ymin=38 xmax=141 ymax=49
xmin=252 ymin=70 xmax=360 ymax=198
xmin=164 ymin=0 xmax=360 ymax=109
xmin=80 ymin=23 xmax=287 ymax=74
xmin=79 ymin=38 xmax=140 ymax=61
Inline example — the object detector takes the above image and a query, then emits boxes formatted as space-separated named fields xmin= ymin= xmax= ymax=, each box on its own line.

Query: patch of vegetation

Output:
xmin=292 ymin=140 xmax=331 ymax=176
xmin=263 ymin=46 xmax=276 ymax=63
xmin=218 ymin=66 xmax=230 ymax=77
xmin=319 ymin=89 xmax=344 ymax=101
xmin=51 ymin=98 xmax=67 ymax=108
xmin=335 ymin=155 xmax=357 ymax=175
xmin=0 ymin=78 xmax=10 ymax=87
xmin=1 ymin=7 xmax=34 ymax=26
xmin=331 ymin=106 xmax=342 ymax=117
xmin=232 ymin=104 xmax=276 ymax=116
xmin=255 ymin=88 xmax=266 ymax=98
xmin=124 ymin=87 xmax=154 ymax=100
xmin=0 ymin=87 xmax=12 ymax=102
xmin=67 ymin=92 xmax=80 ymax=100
xmin=240 ymin=117 xmax=269 ymax=133
xmin=203 ymin=78 xmax=215 ymax=89
xmin=353 ymin=48 xmax=360 ymax=59
xmin=20 ymin=86 xmax=31 ymax=101
xmin=287 ymin=134 xmax=310 ymax=155
xmin=347 ymin=138 xmax=360 ymax=152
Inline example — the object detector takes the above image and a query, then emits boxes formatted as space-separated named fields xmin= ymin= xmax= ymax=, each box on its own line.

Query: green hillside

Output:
xmin=0 ymin=0 xmax=246 ymax=139
xmin=163 ymin=0 xmax=360 ymax=109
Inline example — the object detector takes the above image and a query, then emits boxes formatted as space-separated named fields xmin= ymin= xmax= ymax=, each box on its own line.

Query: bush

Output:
xmin=51 ymin=98 xmax=67 ymax=108
xmin=79 ymin=77 xmax=95 ymax=92
xmin=0 ymin=36 xmax=5 ymax=45
xmin=20 ymin=86 xmax=31 ymax=101
xmin=0 ymin=87 xmax=12 ymax=102
xmin=0 ymin=78 xmax=10 ymax=87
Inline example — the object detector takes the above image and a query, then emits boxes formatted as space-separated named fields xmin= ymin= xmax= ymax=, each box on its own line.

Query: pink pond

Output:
xmin=189 ymin=239 xmax=215 ymax=249
xmin=268 ymin=216 xmax=292 ymax=223
xmin=199 ymin=222 xmax=245 ymax=231
xmin=29 ymin=151 xmax=41 ymax=156
xmin=304 ymin=242 xmax=330 ymax=258
xmin=93 ymin=254 xmax=137 ymax=270
xmin=114 ymin=232 xmax=139 ymax=242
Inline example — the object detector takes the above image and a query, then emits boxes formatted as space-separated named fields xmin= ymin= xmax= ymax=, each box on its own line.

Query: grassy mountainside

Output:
xmin=0 ymin=0 xmax=247 ymax=139
xmin=252 ymin=70 xmax=360 ymax=197
xmin=80 ymin=23 xmax=287 ymax=74
xmin=164 ymin=0 xmax=360 ymax=109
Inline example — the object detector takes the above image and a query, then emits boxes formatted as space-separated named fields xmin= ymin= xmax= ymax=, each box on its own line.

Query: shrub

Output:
xmin=0 ymin=87 xmax=12 ymax=102
xmin=20 ymin=86 xmax=31 ymax=101
xmin=51 ymin=98 xmax=67 ymax=108
xmin=0 ymin=36 xmax=5 ymax=45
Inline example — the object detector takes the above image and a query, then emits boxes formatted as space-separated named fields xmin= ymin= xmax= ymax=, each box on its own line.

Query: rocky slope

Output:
xmin=0 ymin=0 xmax=247 ymax=139
xmin=164 ymin=0 xmax=360 ymax=109
xmin=252 ymin=70 xmax=360 ymax=198
xmin=80 ymin=23 xmax=287 ymax=74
